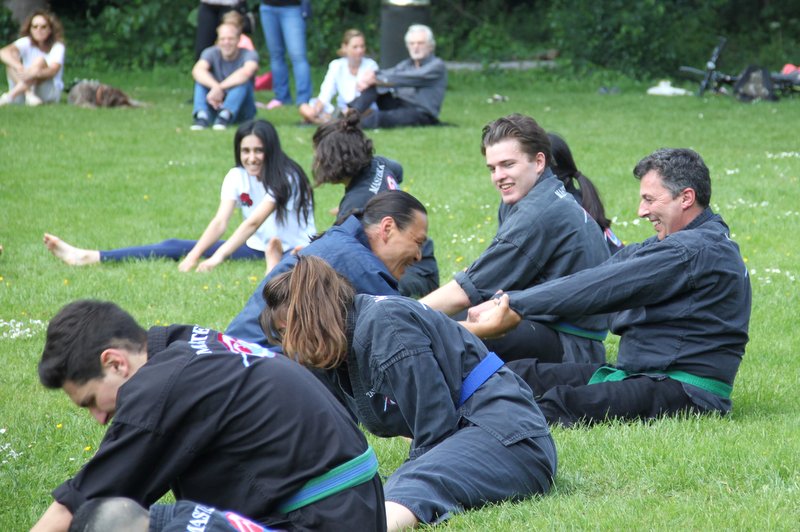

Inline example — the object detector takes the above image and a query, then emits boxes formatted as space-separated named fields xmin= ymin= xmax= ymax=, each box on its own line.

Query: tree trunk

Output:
xmin=4 ymin=0 xmax=50 ymax=25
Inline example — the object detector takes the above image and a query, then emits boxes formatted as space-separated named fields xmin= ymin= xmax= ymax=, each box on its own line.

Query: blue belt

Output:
xmin=458 ymin=352 xmax=504 ymax=407
xmin=278 ymin=446 xmax=379 ymax=514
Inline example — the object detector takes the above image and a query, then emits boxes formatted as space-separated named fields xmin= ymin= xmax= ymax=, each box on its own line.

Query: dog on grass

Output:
xmin=67 ymin=80 xmax=142 ymax=108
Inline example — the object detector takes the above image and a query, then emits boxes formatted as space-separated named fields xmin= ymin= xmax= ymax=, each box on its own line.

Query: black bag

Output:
xmin=734 ymin=65 xmax=778 ymax=102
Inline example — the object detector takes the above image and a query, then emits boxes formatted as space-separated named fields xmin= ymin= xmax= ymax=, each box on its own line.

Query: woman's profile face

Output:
xmin=29 ymin=15 xmax=52 ymax=45
xmin=343 ymin=36 xmax=366 ymax=63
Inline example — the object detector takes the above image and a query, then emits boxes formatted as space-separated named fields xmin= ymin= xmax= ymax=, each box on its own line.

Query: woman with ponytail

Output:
xmin=262 ymin=255 xmax=556 ymax=531
xmin=310 ymin=110 xmax=439 ymax=297
xmin=549 ymin=132 xmax=623 ymax=254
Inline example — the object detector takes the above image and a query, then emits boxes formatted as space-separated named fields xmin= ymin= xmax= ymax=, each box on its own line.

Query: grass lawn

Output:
xmin=1 ymin=67 xmax=799 ymax=529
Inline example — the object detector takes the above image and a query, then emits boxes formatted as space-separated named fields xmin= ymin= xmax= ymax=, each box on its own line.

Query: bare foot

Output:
xmin=265 ymin=237 xmax=283 ymax=275
xmin=43 ymin=233 xmax=100 ymax=266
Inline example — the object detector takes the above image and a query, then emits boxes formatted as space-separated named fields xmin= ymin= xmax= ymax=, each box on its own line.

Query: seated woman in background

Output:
xmin=309 ymin=110 xmax=439 ymax=297
xmin=299 ymin=29 xmax=378 ymax=125
xmin=44 ymin=119 xmax=315 ymax=272
xmin=262 ymin=256 xmax=556 ymax=531
xmin=0 ymin=10 xmax=65 ymax=106
xmin=549 ymin=132 xmax=624 ymax=254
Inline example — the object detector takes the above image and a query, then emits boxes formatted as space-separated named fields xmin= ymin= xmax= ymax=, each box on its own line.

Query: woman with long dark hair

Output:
xmin=262 ymin=256 xmax=556 ymax=530
xmin=549 ymin=132 xmax=623 ymax=254
xmin=43 ymin=119 xmax=315 ymax=272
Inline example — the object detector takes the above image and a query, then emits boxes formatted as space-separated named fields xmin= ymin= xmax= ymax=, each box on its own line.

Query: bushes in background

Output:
xmin=21 ymin=0 xmax=800 ymax=78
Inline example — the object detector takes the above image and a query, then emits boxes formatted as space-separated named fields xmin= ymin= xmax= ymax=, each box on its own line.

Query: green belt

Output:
xmin=550 ymin=320 xmax=608 ymax=342
xmin=278 ymin=446 xmax=379 ymax=514
xmin=588 ymin=366 xmax=732 ymax=399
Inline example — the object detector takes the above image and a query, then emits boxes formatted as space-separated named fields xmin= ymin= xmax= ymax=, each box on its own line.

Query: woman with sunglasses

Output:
xmin=0 ymin=9 xmax=65 ymax=106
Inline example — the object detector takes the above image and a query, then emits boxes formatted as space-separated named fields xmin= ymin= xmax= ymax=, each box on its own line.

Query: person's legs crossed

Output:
xmin=260 ymin=4 xmax=290 ymax=103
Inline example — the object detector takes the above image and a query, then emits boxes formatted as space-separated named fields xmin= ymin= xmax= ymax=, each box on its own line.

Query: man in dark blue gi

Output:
xmin=466 ymin=148 xmax=752 ymax=426
xmin=33 ymin=300 xmax=385 ymax=532
xmin=420 ymin=113 xmax=610 ymax=363
xmin=226 ymin=190 xmax=428 ymax=346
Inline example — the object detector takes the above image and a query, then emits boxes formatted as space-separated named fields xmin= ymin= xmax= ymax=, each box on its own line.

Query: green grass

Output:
xmin=1 ymin=68 xmax=799 ymax=530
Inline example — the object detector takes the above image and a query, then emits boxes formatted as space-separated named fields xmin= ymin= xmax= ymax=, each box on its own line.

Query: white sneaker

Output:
xmin=0 ymin=93 xmax=11 ymax=106
xmin=25 ymin=90 xmax=43 ymax=106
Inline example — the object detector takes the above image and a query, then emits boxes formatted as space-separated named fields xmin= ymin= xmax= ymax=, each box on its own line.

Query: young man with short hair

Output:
xmin=32 ymin=300 xmax=385 ymax=532
xmin=191 ymin=22 xmax=258 ymax=130
xmin=421 ymin=114 xmax=610 ymax=364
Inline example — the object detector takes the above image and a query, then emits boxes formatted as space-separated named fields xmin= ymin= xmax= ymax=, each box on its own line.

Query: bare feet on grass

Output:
xmin=43 ymin=233 xmax=101 ymax=266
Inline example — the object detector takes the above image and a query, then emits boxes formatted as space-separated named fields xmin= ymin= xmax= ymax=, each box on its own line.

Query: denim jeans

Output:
xmin=259 ymin=4 xmax=312 ymax=104
xmin=193 ymin=82 xmax=256 ymax=123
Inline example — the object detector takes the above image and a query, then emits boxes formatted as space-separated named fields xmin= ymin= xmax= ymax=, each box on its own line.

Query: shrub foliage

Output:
xmin=29 ymin=0 xmax=800 ymax=78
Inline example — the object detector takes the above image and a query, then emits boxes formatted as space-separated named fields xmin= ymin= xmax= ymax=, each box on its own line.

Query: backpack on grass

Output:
xmin=734 ymin=65 xmax=778 ymax=102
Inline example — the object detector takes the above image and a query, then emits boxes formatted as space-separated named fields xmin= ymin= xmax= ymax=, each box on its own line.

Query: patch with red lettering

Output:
xmin=387 ymin=176 xmax=398 ymax=190
xmin=225 ymin=511 xmax=266 ymax=532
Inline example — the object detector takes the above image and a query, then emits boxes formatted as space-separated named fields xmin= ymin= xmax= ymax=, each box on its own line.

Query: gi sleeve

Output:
xmin=507 ymin=237 xmax=697 ymax=319
xmin=380 ymin=58 xmax=446 ymax=88
xmin=455 ymin=234 xmax=548 ymax=306
xmin=51 ymin=422 xmax=196 ymax=513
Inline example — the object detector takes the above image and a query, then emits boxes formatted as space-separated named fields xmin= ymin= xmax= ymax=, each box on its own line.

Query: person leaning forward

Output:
xmin=32 ymin=300 xmax=385 ymax=532
xmin=466 ymin=148 xmax=752 ymax=427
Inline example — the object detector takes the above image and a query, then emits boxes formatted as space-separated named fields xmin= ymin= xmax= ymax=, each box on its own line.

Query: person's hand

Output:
xmin=178 ymin=256 xmax=197 ymax=272
xmin=207 ymin=85 xmax=224 ymax=109
xmin=465 ymin=294 xmax=521 ymax=338
xmin=289 ymin=244 xmax=305 ymax=256
xmin=357 ymin=70 xmax=376 ymax=91
xmin=196 ymin=256 xmax=222 ymax=272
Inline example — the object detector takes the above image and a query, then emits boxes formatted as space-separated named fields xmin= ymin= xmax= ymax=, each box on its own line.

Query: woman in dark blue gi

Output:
xmin=311 ymin=110 xmax=439 ymax=297
xmin=549 ymin=132 xmax=623 ymax=255
xmin=261 ymin=256 xmax=556 ymax=530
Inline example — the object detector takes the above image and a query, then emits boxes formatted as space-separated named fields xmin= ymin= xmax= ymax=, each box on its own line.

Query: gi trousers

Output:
xmin=507 ymin=360 xmax=698 ymax=427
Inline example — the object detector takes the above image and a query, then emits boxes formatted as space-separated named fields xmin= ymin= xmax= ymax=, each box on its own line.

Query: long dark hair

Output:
xmin=549 ymin=132 xmax=612 ymax=230
xmin=261 ymin=256 xmax=355 ymax=369
xmin=234 ymin=119 xmax=314 ymax=225
xmin=312 ymin=110 xmax=373 ymax=186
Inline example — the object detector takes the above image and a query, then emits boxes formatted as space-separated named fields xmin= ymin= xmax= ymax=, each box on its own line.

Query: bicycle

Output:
xmin=678 ymin=37 xmax=800 ymax=99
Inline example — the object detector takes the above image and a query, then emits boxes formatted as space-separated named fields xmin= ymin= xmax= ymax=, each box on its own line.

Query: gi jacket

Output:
xmin=334 ymin=295 xmax=550 ymax=459
xmin=455 ymin=169 xmax=611 ymax=362
xmin=52 ymin=325 xmax=379 ymax=528
xmin=507 ymin=209 xmax=751 ymax=411
xmin=226 ymin=215 xmax=398 ymax=345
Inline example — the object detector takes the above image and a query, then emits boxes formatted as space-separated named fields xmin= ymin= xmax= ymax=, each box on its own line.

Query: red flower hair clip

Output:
xmin=240 ymin=193 xmax=253 ymax=206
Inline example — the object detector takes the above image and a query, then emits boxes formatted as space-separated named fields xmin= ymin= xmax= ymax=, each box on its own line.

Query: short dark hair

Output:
xmin=481 ymin=113 xmax=551 ymax=165
xmin=69 ymin=497 xmax=149 ymax=532
xmin=342 ymin=190 xmax=427 ymax=230
xmin=633 ymin=148 xmax=711 ymax=208
xmin=39 ymin=300 xmax=147 ymax=388
xmin=312 ymin=110 xmax=374 ymax=186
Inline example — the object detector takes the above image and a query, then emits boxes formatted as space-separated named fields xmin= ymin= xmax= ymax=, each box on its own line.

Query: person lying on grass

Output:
xmin=32 ymin=300 xmax=385 ymax=532
xmin=43 ymin=119 xmax=315 ymax=273
xmin=465 ymin=148 xmax=752 ymax=427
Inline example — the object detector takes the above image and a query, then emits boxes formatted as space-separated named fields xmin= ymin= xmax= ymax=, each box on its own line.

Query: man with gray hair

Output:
xmin=467 ymin=148 xmax=752 ymax=426
xmin=346 ymin=24 xmax=446 ymax=128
